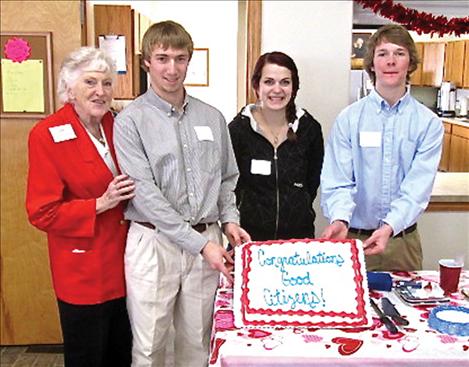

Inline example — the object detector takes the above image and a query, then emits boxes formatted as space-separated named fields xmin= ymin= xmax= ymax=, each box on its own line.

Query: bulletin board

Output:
xmin=185 ymin=48 xmax=209 ymax=87
xmin=0 ymin=32 xmax=54 ymax=118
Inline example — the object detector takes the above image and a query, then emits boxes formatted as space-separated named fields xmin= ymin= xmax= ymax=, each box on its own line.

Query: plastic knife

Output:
xmin=381 ymin=297 xmax=409 ymax=326
xmin=370 ymin=298 xmax=399 ymax=334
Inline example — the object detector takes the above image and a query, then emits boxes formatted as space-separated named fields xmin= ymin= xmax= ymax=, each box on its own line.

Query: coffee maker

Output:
xmin=438 ymin=82 xmax=456 ymax=117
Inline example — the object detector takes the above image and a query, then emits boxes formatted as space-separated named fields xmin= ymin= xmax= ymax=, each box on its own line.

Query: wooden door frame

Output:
xmin=237 ymin=0 xmax=262 ymax=110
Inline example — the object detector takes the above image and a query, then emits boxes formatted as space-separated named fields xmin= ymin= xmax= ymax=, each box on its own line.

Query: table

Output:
xmin=209 ymin=271 xmax=469 ymax=366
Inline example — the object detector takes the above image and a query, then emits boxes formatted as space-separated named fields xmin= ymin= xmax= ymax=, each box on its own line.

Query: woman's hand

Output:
xmin=96 ymin=174 xmax=135 ymax=214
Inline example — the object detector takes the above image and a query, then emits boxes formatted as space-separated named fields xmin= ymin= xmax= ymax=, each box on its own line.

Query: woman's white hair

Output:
xmin=57 ymin=47 xmax=116 ymax=104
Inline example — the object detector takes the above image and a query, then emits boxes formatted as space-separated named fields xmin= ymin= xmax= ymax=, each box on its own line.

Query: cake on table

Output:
xmin=233 ymin=238 xmax=372 ymax=328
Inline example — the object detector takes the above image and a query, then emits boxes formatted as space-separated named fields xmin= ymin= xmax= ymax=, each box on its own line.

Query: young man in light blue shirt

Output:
xmin=321 ymin=24 xmax=443 ymax=271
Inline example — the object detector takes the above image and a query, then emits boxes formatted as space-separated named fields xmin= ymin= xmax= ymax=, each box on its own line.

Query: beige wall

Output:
xmin=262 ymin=1 xmax=354 ymax=237
xmin=1 ymin=0 xmax=82 ymax=345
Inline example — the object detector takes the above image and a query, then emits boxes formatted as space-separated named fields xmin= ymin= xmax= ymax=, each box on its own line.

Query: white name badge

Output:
xmin=251 ymin=159 xmax=271 ymax=175
xmin=359 ymin=131 xmax=381 ymax=147
xmin=194 ymin=126 xmax=214 ymax=141
xmin=49 ymin=124 xmax=77 ymax=143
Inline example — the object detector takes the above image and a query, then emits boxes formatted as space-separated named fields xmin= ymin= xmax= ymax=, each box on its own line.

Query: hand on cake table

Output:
xmin=223 ymin=222 xmax=251 ymax=246
xmin=321 ymin=220 xmax=348 ymax=239
xmin=363 ymin=224 xmax=393 ymax=255
xmin=201 ymin=240 xmax=234 ymax=284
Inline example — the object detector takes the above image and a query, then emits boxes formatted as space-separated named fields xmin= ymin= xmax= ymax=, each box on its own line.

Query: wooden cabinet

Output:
xmin=448 ymin=124 xmax=469 ymax=172
xmin=464 ymin=41 xmax=469 ymax=88
xmin=439 ymin=122 xmax=452 ymax=171
xmin=410 ymin=42 xmax=424 ymax=85
xmin=441 ymin=120 xmax=469 ymax=172
xmin=410 ymin=40 xmax=469 ymax=88
xmin=421 ymin=42 xmax=445 ymax=87
xmin=444 ymin=40 xmax=466 ymax=87
xmin=94 ymin=5 xmax=143 ymax=99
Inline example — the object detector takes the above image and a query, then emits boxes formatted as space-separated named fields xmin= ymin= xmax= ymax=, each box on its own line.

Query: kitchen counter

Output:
xmin=442 ymin=117 xmax=469 ymax=127
xmin=428 ymin=172 xmax=469 ymax=210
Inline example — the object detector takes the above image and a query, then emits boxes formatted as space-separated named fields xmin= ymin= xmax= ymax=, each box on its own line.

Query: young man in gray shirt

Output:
xmin=114 ymin=20 xmax=250 ymax=367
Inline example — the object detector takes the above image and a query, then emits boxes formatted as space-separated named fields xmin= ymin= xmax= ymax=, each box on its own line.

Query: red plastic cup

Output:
xmin=439 ymin=259 xmax=463 ymax=294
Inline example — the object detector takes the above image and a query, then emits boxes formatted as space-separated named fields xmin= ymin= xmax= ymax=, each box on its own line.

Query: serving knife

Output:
xmin=370 ymin=298 xmax=398 ymax=334
xmin=381 ymin=297 xmax=409 ymax=326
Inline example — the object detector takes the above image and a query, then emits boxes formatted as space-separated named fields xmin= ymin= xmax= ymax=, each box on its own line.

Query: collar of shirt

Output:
xmin=145 ymin=86 xmax=189 ymax=117
xmin=85 ymin=123 xmax=108 ymax=153
xmin=241 ymin=103 xmax=305 ymax=133
xmin=369 ymin=87 xmax=411 ymax=115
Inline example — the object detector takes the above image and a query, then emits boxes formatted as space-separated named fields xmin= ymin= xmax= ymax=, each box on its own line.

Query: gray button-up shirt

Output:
xmin=114 ymin=88 xmax=239 ymax=255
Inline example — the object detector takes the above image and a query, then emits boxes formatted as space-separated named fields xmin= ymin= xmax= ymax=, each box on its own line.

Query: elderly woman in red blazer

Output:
xmin=26 ymin=47 xmax=135 ymax=367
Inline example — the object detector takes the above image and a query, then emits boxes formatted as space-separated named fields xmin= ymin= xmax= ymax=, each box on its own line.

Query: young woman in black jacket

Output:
xmin=229 ymin=51 xmax=324 ymax=241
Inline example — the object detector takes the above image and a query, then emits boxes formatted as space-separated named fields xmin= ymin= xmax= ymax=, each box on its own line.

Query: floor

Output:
xmin=0 ymin=345 xmax=64 ymax=367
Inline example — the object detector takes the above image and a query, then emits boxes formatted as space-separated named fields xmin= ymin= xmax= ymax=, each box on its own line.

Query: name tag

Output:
xmin=359 ymin=131 xmax=381 ymax=147
xmin=194 ymin=126 xmax=214 ymax=141
xmin=49 ymin=123 xmax=77 ymax=143
xmin=251 ymin=159 xmax=271 ymax=175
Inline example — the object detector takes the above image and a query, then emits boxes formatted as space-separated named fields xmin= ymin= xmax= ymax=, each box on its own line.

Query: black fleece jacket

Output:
xmin=229 ymin=107 xmax=324 ymax=241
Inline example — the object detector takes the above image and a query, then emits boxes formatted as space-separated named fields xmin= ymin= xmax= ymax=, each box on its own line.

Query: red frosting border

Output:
xmin=239 ymin=238 xmax=369 ymax=327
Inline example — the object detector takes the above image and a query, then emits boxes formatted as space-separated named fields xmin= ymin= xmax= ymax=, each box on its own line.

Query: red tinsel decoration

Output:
xmin=355 ymin=0 xmax=469 ymax=37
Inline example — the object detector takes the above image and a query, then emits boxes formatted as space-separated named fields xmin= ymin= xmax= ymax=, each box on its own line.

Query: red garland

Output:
xmin=355 ymin=0 xmax=469 ymax=37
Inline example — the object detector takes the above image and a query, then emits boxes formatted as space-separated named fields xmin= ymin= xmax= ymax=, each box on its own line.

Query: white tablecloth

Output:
xmin=209 ymin=271 xmax=469 ymax=366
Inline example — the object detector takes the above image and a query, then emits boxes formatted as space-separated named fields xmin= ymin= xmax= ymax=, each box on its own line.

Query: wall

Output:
xmin=88 ymin=0 xmax=239 ymax=121
xmin=420 ymin=212 xmax=469 ymax=270
xmin=262 ymin=1 xmax=354 ymax=234
xmin=1 ymin=1 xmax=82 ymax=344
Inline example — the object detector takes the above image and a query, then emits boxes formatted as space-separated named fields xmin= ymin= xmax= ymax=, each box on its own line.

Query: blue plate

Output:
xmin=428 ymin=305 xmax=469 ymax=336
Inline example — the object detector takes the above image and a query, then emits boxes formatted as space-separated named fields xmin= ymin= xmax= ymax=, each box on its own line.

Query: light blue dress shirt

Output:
xmin=321 ymin=89 xmax=443 ymax=236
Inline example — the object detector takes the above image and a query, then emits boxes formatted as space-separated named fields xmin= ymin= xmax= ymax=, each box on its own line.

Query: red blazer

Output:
xmin=26 ymin=103 xmax=128 ymax=305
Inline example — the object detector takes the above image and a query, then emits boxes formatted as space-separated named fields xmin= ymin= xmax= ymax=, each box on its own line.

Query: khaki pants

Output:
xmin=349 ymin=228 xmax=422 ymax=271
xmin=125 ymin=222 xmax=221 ymax=367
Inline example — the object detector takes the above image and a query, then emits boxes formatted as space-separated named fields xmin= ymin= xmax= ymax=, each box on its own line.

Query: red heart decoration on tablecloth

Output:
xmin=247 ymin=329 xmax=272 ymax=339
xmin=382 ymin=330 xmax=405 ymax=340
xmin=415 ymin=305 xmax=434 ymax=311
xmin=331 ymin=337 xmax=363 ymax=355
xmin=325 ymin=344 xmax=331 ymax=349
xmin=209 ymin=338 xmax=226 ymax=365
xmin=463 ymin=345 xmax=468 ymax=351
